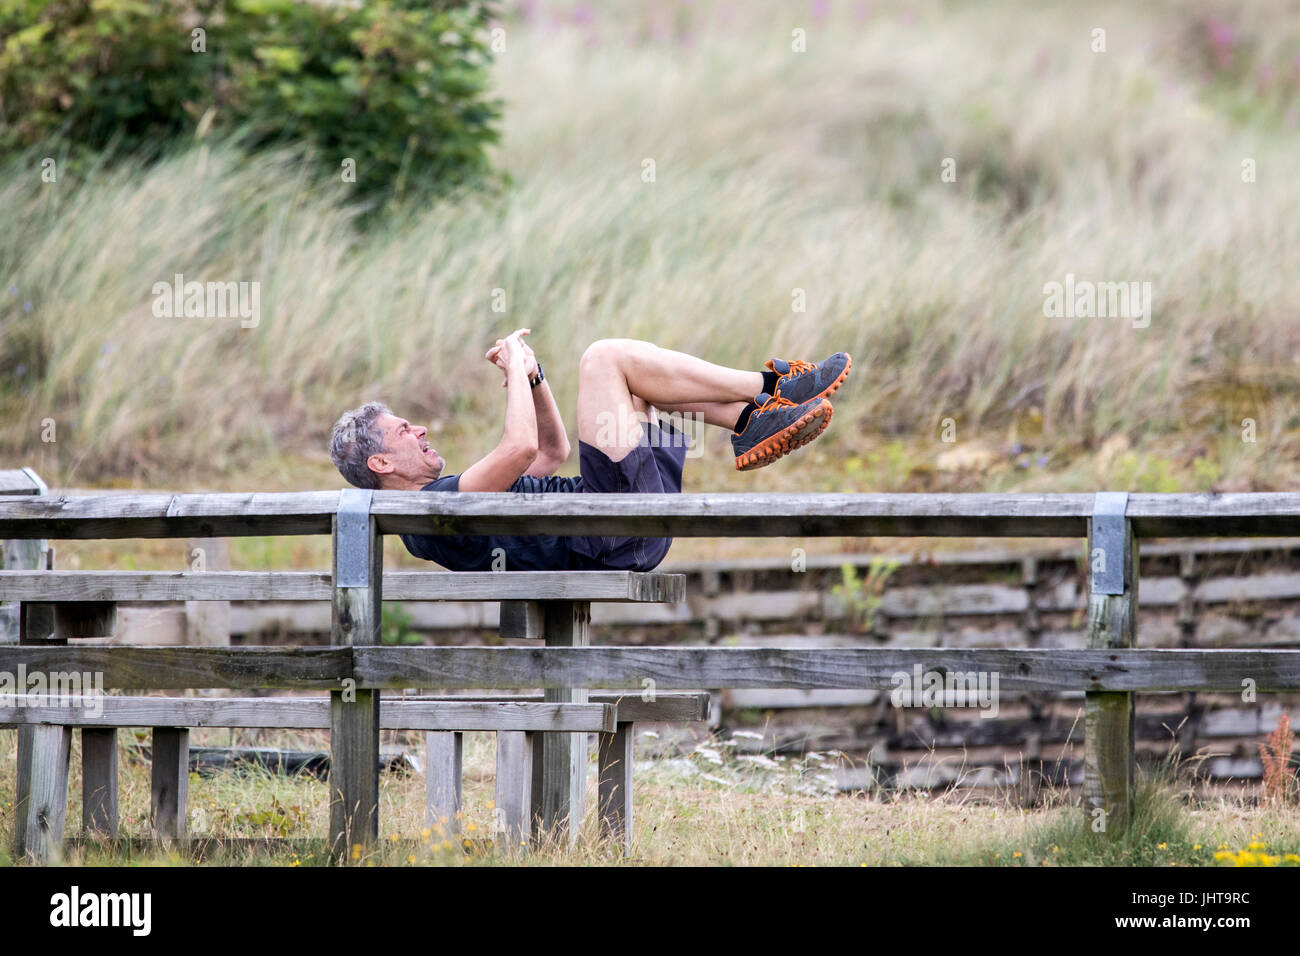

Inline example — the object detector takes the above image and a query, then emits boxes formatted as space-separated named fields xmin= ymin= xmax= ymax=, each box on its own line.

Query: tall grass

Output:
xmin=1 ymin=0 xmax=1298 ymax=491
xmin=4 ymin=724 xmax=1298 ymax=866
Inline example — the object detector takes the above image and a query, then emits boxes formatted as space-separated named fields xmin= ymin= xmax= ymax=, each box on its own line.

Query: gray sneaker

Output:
xmin=766 ymin=353 xmax=853 ymax=405
xmin=731 ymin=392 xmax=833 ymax=471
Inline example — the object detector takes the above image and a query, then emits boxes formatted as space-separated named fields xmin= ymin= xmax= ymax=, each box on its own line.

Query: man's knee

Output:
xmin=579 ymin=338 xmax=622 ymax=376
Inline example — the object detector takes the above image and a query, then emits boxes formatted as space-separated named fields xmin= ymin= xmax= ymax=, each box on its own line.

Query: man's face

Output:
xmin=370 ymin=413 xmax=444 ymax=488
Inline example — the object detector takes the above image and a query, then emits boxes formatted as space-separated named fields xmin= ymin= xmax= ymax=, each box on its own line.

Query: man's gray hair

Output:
xmin=330 ymin=401 xmax=391 ymax=489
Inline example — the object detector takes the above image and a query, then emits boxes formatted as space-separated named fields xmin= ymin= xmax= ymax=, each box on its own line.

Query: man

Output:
xmin=329 ymin=332 xmax=851 ymax=572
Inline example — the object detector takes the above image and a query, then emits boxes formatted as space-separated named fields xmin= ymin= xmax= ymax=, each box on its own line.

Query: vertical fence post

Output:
xmin=425 ymin=731 xmax=463 ymax=836
xmin=496 ymin=731 xmax=535 ymax=853
xmin=150 ymin=727 xmax=189 ymax=845
xmin=1085 ymin=492 xmax=1137 ymax=838
xmin=14 ymin=598 xmax=63 ymax=862
xmin=533 ymin=599 xmax=590 ymax=848
xmin=330 ymin=489 xmax=381 ymax=862
xmin=6 ymin=469 xmax=54 ymax=860
xmin=598 ymin=722 xmax=634 ymax=855
xmin=82 ymin=728 xmax=119 ymax=840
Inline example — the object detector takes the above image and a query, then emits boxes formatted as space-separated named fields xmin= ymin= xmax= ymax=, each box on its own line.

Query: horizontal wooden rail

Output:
xmin=3 ymin=646 xmax=1299 ymax=692
xmin=402 ymin=693 xmax=711 ymax=723
xmin=3 ymin=492 xmax=1300 ymax=539
xmin=0 ymin=646 xmax=350 ymax=688
xmin=355 ymin=647 xmax=1300 ymax=693
xmin=0 ymin=570 xmax=683 ymax=603
xmin=0 ymin=697 xmax=616 ymax=732
xmin=0 ymin=693 xmax=708 ymax=727
xmin=0 ymin=470 xmax=43 ymax=495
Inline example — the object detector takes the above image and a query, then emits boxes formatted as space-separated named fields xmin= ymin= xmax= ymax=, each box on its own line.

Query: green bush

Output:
xmin=0 ymin=0 xmax=501 ymax=203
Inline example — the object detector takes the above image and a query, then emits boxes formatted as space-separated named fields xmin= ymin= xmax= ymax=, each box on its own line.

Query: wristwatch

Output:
xmin=529 ymin=363 xmax=545 ymax=389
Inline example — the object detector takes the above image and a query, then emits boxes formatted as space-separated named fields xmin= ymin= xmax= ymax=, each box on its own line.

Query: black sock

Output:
xmin=761 ymin=369 xmax=780 ymax=394
xmin=733 ymin=402 xmax=758 ymax=434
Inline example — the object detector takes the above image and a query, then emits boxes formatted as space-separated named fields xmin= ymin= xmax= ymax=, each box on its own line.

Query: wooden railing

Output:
xmin=3 ymin=477 xmax=1300 ymax=860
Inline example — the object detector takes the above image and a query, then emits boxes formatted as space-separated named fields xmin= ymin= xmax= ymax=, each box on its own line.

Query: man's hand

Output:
xmin=486 ymin=329 xmax=538 ymax=386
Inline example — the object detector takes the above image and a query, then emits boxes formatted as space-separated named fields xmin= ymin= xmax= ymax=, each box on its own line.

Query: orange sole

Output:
xmin=734 ymin=401 xmax=833 ymax=471
xmin=775 ymin=352 xmax=853 ymax=404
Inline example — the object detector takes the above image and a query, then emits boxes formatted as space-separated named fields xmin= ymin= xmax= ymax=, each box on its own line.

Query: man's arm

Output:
xmin=457 ymin=335 xmax=538 ymax=493
xmin=523 ymin=375 xmax=571 ymax=477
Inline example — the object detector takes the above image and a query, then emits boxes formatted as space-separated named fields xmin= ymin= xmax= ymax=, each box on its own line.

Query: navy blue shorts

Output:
xmin=569 ymin=417 xmax=689 ymax=571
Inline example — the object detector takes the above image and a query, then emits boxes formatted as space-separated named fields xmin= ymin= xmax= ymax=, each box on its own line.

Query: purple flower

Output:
xmin=811 ymin=0 xmax=830 ymax=21
xmin=1205 ymin=17 xmax=1235 ymax=70
xmin=1206 ymin=17 xmax=1235 ymax=50
xmin=572 ymin=3 xmax=593 ymax=26
xmin=22 ymin=301 xmax=32 ymax=313
xmin=6 ymin=285 xmax=16 ymax=297
xmin=15 ymin=364 xmax=25 ymax=377
xmin=1037 ymin=454 xmax=1049 ymax=468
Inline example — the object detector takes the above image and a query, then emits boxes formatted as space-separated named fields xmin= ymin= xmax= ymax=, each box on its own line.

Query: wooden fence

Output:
xmin=207 ymin=536 xmax=1300 ymax=788
xmin=4 ymin=477 xmax=1300 ymax=859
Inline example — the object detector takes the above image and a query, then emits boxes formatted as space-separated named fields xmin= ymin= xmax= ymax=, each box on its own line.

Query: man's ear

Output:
xmin=367 ymin=453 xmax=395 ymax=477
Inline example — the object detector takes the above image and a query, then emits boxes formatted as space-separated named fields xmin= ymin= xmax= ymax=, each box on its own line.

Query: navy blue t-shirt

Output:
xmin=400 ymin=473 xmax=590 ymax=571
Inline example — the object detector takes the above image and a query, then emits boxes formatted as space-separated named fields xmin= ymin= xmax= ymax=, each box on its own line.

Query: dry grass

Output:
xmin=3 ymin=724 xmax=1298 ymax=866
xmin=1 ymin=0 xmax=1299 ymax=495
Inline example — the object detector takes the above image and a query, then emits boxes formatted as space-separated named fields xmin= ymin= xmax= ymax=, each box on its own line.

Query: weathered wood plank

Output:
xmin=1085 ymin=515 xmax=1138 ymax=838
xmin=0 ymin=646 xmax=351 ymax=688
xmin=150 ymin=727 xmax=189 ymax=843
xmin=495 ymin=731 xmax=534 ymax=854
xmin=0 ymin=469 xmax=43 ymax=494
xmin=81 ymin=728 xmax=118 ymax=839
xmin=598 ymin=724 xmax=634 ymax=855
xmin=0 ymin=697 xmax=616 ymax=732
xmin=13 ymin=580 xmax=60 ymax=862
xmin=585 ymin=693 xmax=710 ymax=723
xmin=353 ymin=646 xmax=1300 ymax=692
xmin=5 ymin=645 xmax=1300 ymax=695
xmin=500 ymin=600 xmax=543 ymax=639
xmin=373 ymin=492 xmax=1300 ymax=538
xmin=2 ymin=491 xmax=1299 ymax=539
xmin=426 ymin=732 xmax=462 ymax=836
xmin=0 ymin=492 xmax=340 ymax=539
xmin=0 ymin=570 xmax=684 ymax=604
xmin=396 ymin=693 xmax=710 ymax=723
xmin=329 ymin=507 xmax=381 ymax=860
xmin=1 ymin=473 xmax=48 ymax=645
xmin=536 ymin=600 xmax=590 ymax=849
xmin=185 ymin=536 xmax=230 ymax=646
xmin=15 ymin=723 xmax=71 ymax=863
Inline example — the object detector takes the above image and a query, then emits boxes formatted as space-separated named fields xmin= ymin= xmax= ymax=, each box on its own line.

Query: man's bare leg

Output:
xmin=577 ymin=338 xmax=764 ymax=460
xmin=650 ymin=400 xmax=749 ymax=429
